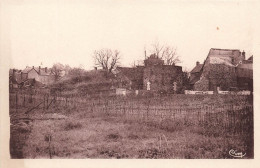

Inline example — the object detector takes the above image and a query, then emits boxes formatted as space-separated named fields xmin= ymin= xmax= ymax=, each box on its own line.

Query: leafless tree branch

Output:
xmin=93 ymin=48 xmax=121 ymax=73
xmin=150 ymin=42 xmax=181 ymax=65
xmin=51 ymin=63 xmax=64 ymax=81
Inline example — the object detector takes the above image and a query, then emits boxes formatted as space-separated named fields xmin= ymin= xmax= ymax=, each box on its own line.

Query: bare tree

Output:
xmin=51 ymin=63 xmax=64 ymax=81
xmin=63 ymin=64 xmax=71 ymax=76
xmin=150 ymin=42 xmax=181 ymax=65
xmin=93 ymin=48 xmax=120 ymax=73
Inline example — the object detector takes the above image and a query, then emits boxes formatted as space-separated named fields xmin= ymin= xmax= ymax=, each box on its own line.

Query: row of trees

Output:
xmin=92 ymin=43 xmax=190 ymax=91
xmin=52 ymin=42 xmax=181 ymax=81
xmin=93 ymin=42 xmax=181 ymax=74
xmin=50 ymin=42 xmax=191 ymax=93
xmin=51 ymin=63 xmax=86 ymax=81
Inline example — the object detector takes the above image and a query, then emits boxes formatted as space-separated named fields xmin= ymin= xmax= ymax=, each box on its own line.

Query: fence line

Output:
xmin=9 ymin=92 xmax=253 ymax=135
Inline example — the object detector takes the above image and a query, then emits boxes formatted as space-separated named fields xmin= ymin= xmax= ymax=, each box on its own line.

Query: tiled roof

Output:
xmin=21 ymin=67 xmax=33 ymax=73
xmin=248 ymin=56 xmax=253 ymax=61
xmin=190 ymin=64 xmax=203 ymax=73
xmin=22 ymin=67 xmax=52 ymax=75
xmin=211 ymin=48 xmax=240 ymax=51
xmin=34 ymin=67 xmax=52 ymax=75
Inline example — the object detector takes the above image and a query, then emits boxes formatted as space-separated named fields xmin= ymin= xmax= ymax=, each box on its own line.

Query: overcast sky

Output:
xmin=4 ymin=0 xmax=259 ymax=71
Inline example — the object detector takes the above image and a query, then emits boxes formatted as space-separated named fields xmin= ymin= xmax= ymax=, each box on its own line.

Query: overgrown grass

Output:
xmin=63 ymin=120 xmax=83 ymax=131
xmin=10 ymin=94 xmax=253 ymax=159
xmin=20 ymin=107 xmax=252 ymax=159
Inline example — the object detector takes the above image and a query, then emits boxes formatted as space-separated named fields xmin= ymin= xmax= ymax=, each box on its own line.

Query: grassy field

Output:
xmin=10 ymin=94 xmax=253 ymax=159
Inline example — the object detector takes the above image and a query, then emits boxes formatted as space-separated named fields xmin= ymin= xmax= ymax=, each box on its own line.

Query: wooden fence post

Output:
xmin=48 ymin=135 xmax=52 ymax=159
xmin=46 ymin=94 xmax=49 ymax=110
xmin=147 ymin=99 xmax=150 ymax=122
xmin=23 ymin=94 xmax=25 ymax=107
xmin=16 ymin=92 xmax=18 ymax=113
xmin=43 ymin=94 xmax=45 ymax=110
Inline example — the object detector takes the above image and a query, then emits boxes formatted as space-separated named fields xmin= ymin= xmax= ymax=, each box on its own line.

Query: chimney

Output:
xmin=39 ymin=66 xmax=41 ymax=74
xmin=242 ymin=50 xmax=245 ymax=60
xmin=45 ymin=67 xmax=47 ymax=73
xmin=196 ymin=61 xmax=200 ymax=66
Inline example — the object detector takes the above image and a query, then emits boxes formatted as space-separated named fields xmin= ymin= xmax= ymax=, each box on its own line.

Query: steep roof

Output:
xmin=190 ymin=64 xmax=203 ymax=73
xmin=196 ymin=48 xmax=240 ymax=81
xmin=201 ymin=48 xmax=240 ymax=69
xmin=22 ymin=66 xmax=52 ymax=75
xmin=210 ymin=48 xmax=240 ymax=51
xmin=34 ymin=67 xmax=50 ymax=75
xmin=21 ymin=67 xmax=33 ymax=73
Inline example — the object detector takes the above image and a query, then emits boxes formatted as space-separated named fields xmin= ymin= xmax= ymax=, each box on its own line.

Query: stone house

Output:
xmin=236 ymin=57 xmax=253 ymax=91
xmin=115 ymin=54 xmax=183 ymax=93
xmin=193 ymin=48 xmax=252 ymax=92
xmin=143 ymin=54 xmax=183 ymax=92
xmin=189 ymin=61 xmax=203 ymax=89
xmin=115 ymin=66 xmax=144 ymax=90
xmin=21 ymin=66 xmax=55 ymax=85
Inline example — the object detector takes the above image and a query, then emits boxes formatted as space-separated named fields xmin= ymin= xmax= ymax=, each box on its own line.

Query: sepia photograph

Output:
xmin=1 ymin=0 xmax=259 ymax=164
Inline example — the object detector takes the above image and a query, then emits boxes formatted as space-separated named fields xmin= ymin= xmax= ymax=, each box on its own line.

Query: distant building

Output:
xmin=115 ymin=66 xmax=144 ymax=90
xmin=9 ymin=67 xmax=49 ymax=89
xmin=115 ymin=54 xmax=183 ymax=93
xmin=143 ymin=54 xmax=183 ymax=92
xmin=9 ymin=76 xmax=19 ymax=89
xmin=21 ymin=66 xmax=55 ymax=85
xmin=192 ymin=48 xmax=253 ymax=92
xmin=236 ymin=59 xmax=253 ymax=91
xmin=9 ymin=69 xmax=23 ymax=83
xmin=189 ymin=61 xmax=203 ymax=89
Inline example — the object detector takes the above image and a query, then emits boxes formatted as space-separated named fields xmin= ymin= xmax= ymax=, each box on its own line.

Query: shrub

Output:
xmin=105 ymin=133 xmax=122 ymax=141
xmin=63 ymin=121 xmax=83 ymax=131
xmin=127 ymin=133 xmax=139 ymax=140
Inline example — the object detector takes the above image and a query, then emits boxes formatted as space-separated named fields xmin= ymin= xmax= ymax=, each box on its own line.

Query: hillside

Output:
xmin=49 ymin=70 xmax=118 ymax=97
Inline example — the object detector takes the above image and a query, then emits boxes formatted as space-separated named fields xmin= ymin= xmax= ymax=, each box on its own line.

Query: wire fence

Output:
xmin=10 ymin=92 xmax=253 ymax=135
